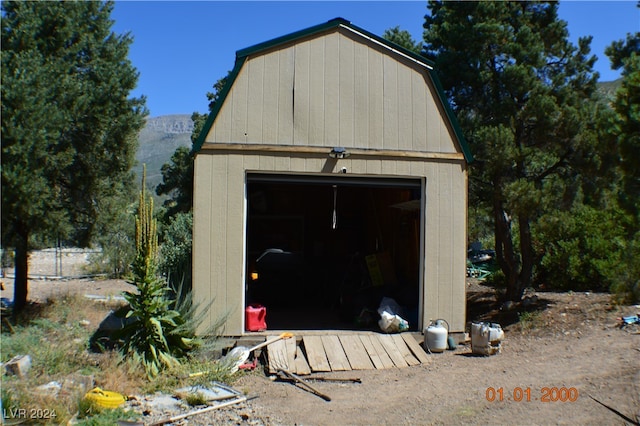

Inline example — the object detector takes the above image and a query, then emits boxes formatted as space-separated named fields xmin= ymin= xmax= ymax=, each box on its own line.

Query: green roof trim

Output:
xmin=428 ymin=71 xmax=474 ymax=163
xmin=193 ymin=17 xmax=473 ymax=163
xmin=236 ymin=17 xmax=349 ymax=59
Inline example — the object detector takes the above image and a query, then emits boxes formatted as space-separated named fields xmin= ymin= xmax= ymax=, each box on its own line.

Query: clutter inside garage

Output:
xmin=245 ymin=174 xmax=423 ymax=332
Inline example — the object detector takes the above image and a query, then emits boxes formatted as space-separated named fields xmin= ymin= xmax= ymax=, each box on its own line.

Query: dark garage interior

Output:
xmin=245 ymin=173 xmax=423 ymax=331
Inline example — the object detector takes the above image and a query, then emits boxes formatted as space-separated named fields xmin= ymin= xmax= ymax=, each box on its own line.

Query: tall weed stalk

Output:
xmin=116 ymin=166 xmax=198 ymax=378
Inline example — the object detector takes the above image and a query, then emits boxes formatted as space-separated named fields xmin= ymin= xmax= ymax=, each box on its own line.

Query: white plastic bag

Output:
xmin=377 ymin=297 xmax=409 ymax=333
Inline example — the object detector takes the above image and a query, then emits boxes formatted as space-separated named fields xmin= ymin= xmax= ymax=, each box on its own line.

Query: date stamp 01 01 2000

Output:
xmin=486 ymin=387 xmax=579 ymax=402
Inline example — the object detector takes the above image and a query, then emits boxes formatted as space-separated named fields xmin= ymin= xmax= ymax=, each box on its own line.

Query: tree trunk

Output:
xmin=493 ymin=197 xmax=521 ymax=301
xmin=517 ymin=212 xmax=534 ymax=299
xmin=13 ymin=226 xmax=29 ymax=313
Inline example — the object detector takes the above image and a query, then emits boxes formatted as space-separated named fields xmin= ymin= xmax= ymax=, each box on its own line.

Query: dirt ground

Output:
xmin=2 ymin=272 xmax=639 ymax=425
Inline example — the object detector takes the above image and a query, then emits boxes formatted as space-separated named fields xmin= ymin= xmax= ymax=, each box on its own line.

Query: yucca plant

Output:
xmin=117 ymin=165 xmax=198 ymax=378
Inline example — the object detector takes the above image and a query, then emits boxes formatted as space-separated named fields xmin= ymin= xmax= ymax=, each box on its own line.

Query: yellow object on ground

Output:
xmin=84 ymin=387 xmax=127 ymax=408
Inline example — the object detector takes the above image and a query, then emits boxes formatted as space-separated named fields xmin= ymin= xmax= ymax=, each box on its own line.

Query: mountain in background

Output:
xmin=597 ymin=78 xmax=622 ymax=102
xmin=136 ymin=79 xmax=621 ymax=192
xmin=135 ymin=114 xmax=193 ymax=190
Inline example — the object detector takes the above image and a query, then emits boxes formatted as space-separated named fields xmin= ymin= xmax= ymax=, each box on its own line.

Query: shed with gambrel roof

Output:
xmin=192 ymin=18 xmax=472 ymax=337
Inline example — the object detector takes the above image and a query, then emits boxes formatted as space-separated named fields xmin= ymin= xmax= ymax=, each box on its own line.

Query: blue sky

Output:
xmin=111 ymin=1 xmax=640 ymax=118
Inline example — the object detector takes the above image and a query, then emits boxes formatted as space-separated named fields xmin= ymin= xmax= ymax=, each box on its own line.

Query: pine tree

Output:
xmin=606 ymin=31 xmax=640 ymax=223
xmin=1 ymin=0 xmax=147 ymax=311
xmin=423 ymin=1 xmax=608 ymax=300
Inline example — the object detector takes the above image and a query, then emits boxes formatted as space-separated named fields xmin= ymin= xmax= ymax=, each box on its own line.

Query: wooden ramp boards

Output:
xmin=267 ymin=333 xmax=430 ymax=375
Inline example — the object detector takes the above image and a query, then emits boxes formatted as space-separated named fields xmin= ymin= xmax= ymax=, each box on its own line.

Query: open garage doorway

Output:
xmin=245 ymin=173 xmax=424 ymax=331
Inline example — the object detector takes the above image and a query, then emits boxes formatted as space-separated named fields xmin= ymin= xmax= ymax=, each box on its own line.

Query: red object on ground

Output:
xmin=245 ymin=304 xmax=267 ymax=331
xmin=239 ymin=358 xmax=258 ymax=370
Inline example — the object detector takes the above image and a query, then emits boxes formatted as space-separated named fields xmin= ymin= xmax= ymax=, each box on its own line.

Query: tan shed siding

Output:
xmin=366 ymin=159 xmax=382 ymax=175
xmin=290 ymin=155 xmax=306 ymax=171
xmin=204 ymin=31 xmax=460 ymax=157
xmin=193 ymin=155 xmax=212 ymax=333
xmin=195 ymin=149 xmax=467 ymax=334
xmin=421 ymin=161 xmax=467 ymax=332
xmin=422 ymin=162 xmax=440 ymax=327
xmin=411 ymin=72 xmax=428 ymax=151
xmin=277 ymin=48 xmax=295 ymax=145
xmin=354 ymin=41 xmax=370 ymax=148
xmin=425 ymin=77 xmax=443 ymax=153
xmin=323 ymin=32 xmax=340 ymax=145
xmin=367 ymin=42 xmax=384 ymax=149
xmin=293 ymin=41 xmax=310 ymax=145
xmin=308 ymin=37 xmax=325 ymax=146
xmin=396 ymin=160 xmax=411 ymax=176
xmin=423 ymin=75 xmax=458 ymax=155
xmin=437 ymin=163 xmax=454 ymax=323
xmin=211 ymin=79 xmax=233 ymax=142
xmin=211 ymin=155 xmax=229 ymax=327
xmin=451 ymin=162 xmax=468 ymax=331
xmin=423 ymin=168 xmax=437 ymax=326
xmin=259 ymin=155 xmax=276 ymax=170
xmin=262 ymin=52 xmax=280 ymax=142
xmin=339 ymin=33 xmax=355 ymax=147
xmin=247 ymin=55 xmax=264 ymax=142
xmin=231 ymin=62 xmax=249 ymax=143
xmin=193 ymin=154 xmax=234 ymax=335
xmin=397 ymin=64 xmax=413 ymax=151
xmin=382 ymin=54 xmax=399 ymax=151
xmin=274 ymin=155 xmax=291 ymax=171
xmin=243 ymin=154 xmax=261 ymax=171
xmin=226 ymin=154 xmax=246 ymax=332
xmin=350 ymin=158 xmax=367 ymax=175
xmin=380 ymin=159 xmax=397 ymax=175
xmin=305 ymin=157 xmax=325 ymax=171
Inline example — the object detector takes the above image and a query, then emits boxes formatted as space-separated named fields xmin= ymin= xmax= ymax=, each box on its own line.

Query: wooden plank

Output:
xmin=302 ymin=336 xmax=331 ymax=372
xmin=198 ymin=143 xmax=466 ymax=161
xmin=376 ymin=334 xmax=408 ymax=368
xmin=339 ymin=335 xmax=374 ymax=370
xmin=285 ymin=336 xmax=297 ymax=369
xmin=401 ymin=333 xmax=431 ymax=364
xmin=267 ymin=338 xmax=290 ymax=374
xmin=321 ymin=335 xmax=351 ymax=371
xmin=294 ymin=345 xmax=311 ymax=375
xmin=391 ymin=334 xmax=420 ymax=366
xmin=369 ymin=335 xmax=396 ymax=368
xmin=359 ymin=335 xmax=391 ymax=369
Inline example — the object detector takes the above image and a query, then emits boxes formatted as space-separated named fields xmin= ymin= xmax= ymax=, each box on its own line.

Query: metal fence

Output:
xmin=1 ymin=248 xmax=103 ymax=279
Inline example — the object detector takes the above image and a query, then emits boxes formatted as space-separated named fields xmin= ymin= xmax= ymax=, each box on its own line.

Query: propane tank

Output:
xmin=424 ymin=319 xmax=449 ymax=353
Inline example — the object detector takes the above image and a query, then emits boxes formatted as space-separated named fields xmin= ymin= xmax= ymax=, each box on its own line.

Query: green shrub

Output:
xmin=609 ymin=231 xmax=640 ymax=304
xmin=159 ymin=211 xmax=193 ymax=292
xmin=536 ymin=205 xmax=630 ymax=292
xmin=87 ymin=230 xmax=135 ymax=278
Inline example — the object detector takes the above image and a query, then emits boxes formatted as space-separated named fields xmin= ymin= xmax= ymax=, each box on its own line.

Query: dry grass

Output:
xmin=1 ymin=294 xmax=135 ymax=423
xmin=1 ymin=291 xmax=234 ymax=424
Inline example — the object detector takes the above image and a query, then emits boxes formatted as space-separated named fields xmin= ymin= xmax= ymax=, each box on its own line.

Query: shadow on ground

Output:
xmin=466 ymin=281 xmax=552 ymax=329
